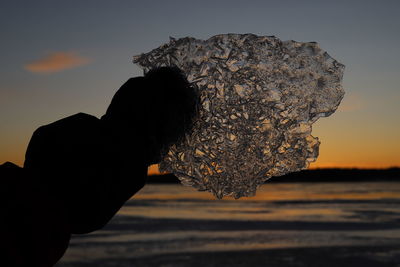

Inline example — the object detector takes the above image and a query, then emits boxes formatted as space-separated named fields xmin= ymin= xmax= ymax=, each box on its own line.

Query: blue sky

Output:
xmin=1 ymin=0 xmax=399 ymax=167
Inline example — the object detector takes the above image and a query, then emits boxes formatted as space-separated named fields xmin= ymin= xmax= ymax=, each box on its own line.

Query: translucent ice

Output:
xmin=133 ymin=34 xmax=345 ymax=199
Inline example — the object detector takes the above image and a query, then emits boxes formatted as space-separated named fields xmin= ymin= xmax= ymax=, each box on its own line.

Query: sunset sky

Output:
xmin=1 ymin=0 xmax=399 ymax=173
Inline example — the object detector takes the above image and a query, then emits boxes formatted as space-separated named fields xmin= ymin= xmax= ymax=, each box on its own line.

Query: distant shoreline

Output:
xmin=147 ymin=168 xmax=400 ymax=183
xmin=1 ymin=162 xmax=399 ymax=183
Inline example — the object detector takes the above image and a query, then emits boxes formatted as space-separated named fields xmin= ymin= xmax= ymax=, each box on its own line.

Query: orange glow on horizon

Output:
xmin=148 ymin=164 xmax=162 ymax=175
xmin=147 ymin=162 xmax=399 ymax=176
xmin=2 ymin=157 xmax=398 ymax=174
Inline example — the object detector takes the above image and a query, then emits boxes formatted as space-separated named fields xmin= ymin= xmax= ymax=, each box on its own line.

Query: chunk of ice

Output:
xmin=134 ymin=34 xmax=345 ymax=199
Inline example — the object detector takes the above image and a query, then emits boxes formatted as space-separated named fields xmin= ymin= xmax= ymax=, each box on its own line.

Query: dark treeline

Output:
xmin=147 ymin=168 xmax=400 ymax=184
xmin=1 ymin=162 xmax=399 ymax=183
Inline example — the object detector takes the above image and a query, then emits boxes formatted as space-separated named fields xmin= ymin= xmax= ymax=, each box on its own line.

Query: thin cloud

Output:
xmin=24 ymin=51 xmax=90 ymax=73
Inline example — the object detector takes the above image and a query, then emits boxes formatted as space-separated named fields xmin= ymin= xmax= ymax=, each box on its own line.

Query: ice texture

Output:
xmin=133 ymin=33 xmax=345 ymax=199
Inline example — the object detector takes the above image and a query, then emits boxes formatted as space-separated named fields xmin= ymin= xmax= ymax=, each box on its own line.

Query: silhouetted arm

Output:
xmin=24 ymin=113 xmax=147 ymax=234
xmin=1 ymin=162 xmax=71 ymax=267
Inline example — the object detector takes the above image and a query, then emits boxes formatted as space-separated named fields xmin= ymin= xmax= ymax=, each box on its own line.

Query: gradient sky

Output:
xmin=1 ymin=0 xmax=399 ymax=171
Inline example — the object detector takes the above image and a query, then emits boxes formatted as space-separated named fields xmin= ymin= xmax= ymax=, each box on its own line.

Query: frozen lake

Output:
xmin=57 ymin=182 xmax=400 ymax=266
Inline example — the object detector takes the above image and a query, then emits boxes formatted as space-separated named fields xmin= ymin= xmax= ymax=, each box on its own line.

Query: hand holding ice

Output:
xmin=134 ymin=34 xmax=345 ymax=199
